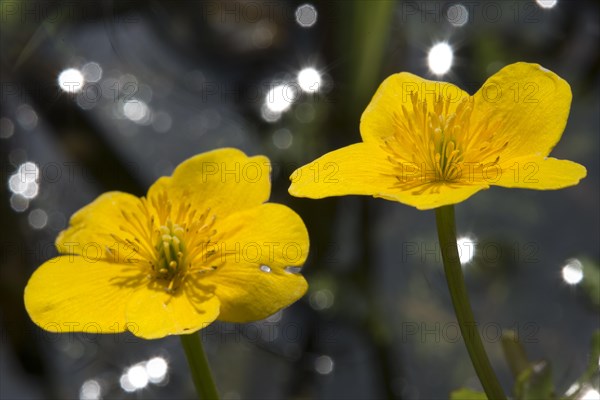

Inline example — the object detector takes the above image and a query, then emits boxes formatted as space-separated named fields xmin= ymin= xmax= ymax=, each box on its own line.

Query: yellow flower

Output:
xmin=25 ymin=148 xmax=309 ymax=339
xmin=289 ymin=62 xmax=586 ymax=209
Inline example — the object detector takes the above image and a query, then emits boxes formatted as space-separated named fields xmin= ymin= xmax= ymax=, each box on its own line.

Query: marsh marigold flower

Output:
xmin=25 ymin=148 xmax=309 ymax=339
xmin=289 ymin=63 xmax=586 ymax=209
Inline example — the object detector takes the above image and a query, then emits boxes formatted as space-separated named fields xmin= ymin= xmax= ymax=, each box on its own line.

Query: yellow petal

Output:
xmin=208 ymin=262 xmax=308 ymax=323
xmin=287 ymin=143 xmax=488 ymax=208
xmin=148 ymin=148 xmax=271 ymax=219
xmin=126 ymin=283 xmax=220 ymax=339
xmin=360 ymin=72 xmax=470 ymax=144
xmin=493 ymin=157 xmax=587 ymax=189
xmin=56 ymin=192 xmax=147 ymax=262
xmin=288 ymin=143 xmax=399 ymax=198
xmin=204 ymin=203 xmax=309 ymax=322
xmin=215 ymin=203 xmax=309 ymax=268
xmin=378 ymin=182 xmax=489 ymax=210
xmin=146 ymin=176 xmax=170 ymax=201
xmin=472 ymin=62 xmax=572 ymax=159
xmin=24 ymin=256 xmax=143 ymax=333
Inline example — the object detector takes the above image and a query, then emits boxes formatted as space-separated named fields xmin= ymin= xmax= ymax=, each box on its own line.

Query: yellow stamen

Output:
xmin=383 ymin=91 xmax=509 ymax=190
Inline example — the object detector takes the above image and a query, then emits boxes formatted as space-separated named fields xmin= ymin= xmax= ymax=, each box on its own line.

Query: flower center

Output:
xmin=113 ymin=192 xmax=219 ymax=294
xmin=154 ymin=220 xmax=187 ymax=285
xmin=427 ymin=96 xmax=469 ymax=181
xmin=383 ymin=91 xmax=508 ymax=190
xmin=147 ymin=202 xmax=218 ymax=293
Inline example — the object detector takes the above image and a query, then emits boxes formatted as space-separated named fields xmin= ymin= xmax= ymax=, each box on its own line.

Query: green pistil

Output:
xmin=155 ymin=220 xmax=187 ymax=287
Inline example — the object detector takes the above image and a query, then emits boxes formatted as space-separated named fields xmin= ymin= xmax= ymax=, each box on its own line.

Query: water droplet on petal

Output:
xmin=284 ymin=266 xmax=302 ymax=274
xmin=260 ymin=265 xmax=271 ymax=273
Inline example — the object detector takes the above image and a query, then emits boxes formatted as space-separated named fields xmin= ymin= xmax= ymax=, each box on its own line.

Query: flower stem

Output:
xmin=179 ymin=333 xmax=220 ymax=400
xmin=435 ymin=205 xmax=506 ymax=400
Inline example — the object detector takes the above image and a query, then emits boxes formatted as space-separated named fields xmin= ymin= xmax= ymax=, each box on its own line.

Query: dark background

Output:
xmin=1 ymin=1 xmax=598 ymax=399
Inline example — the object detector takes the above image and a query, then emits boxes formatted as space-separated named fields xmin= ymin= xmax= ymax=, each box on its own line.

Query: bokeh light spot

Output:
xmin=295 ymin=4 xmax=317 ymax=27
xmin=272 ymin=128 xmax=293 ymax=149
xmin=152 ymin=111 xmax=172 ymax=133
xmin=79 ymin=379 xmax=101 ymax=400
xmin=457 ymin=236 xmax=476 ymax=264
xmin=123 ymin=99 xmax=150 ymax=124
xmin=265 ymin=84 xmax=298 ymax=113
xmin=0 ymin=117 xmax=14 ymax=139
xmin=16 ymin=104 xmax=38 ymax=130
xmin=428 ymin=43 xmax=454 ymax=75
xmin=309 ymin=289 xmax=334 ymax=311
xmin=10 ymin=194 xmax=29 ymax=213
xmin=8 ymin=162 xmax=39 ymax=200
xmin=581 ymin=388 xmax=600 ymax=400
xmin=562 ymin=258 xmax=584 ymax=285
xmin=58 ymin=68 xmax=85 ymax=93
xmin=125 ymin=365 xmax=149 ymax=390
xmin=297 ymin=68 xmax=322 ymax=93
xmin=28 ymin=208 xmax=48 ymax=230
xmin=82 ymin=62 xmax=103 ymax=83
xmin=447 ymin=4 xmax=469 ymax=27
xmin=536 ymin=0 xmax=558 ymax=9
xmin=314 ymin=355 xmax=334 ymax=375
xmin=146 ymin=357 xmax=168 ymax=384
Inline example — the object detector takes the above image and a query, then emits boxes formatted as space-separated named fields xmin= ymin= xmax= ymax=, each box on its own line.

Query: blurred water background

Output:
xmin=1 ymin=1 xmax=598 ymax=399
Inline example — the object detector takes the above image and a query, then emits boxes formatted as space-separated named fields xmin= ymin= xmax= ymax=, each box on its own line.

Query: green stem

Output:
xmin=435 ymin=205 xmax=506 ymax=400
xmin=179 ymin=333 xmax=220 ymax=400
